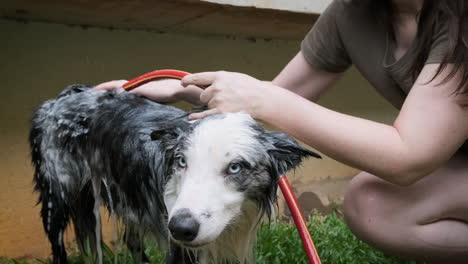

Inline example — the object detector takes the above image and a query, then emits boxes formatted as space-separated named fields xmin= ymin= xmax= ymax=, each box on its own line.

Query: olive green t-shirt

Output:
xmin=301 ymin=0 xmax=468 ymax=152
xmin=301 ymin=0 xmax=450 ymax=109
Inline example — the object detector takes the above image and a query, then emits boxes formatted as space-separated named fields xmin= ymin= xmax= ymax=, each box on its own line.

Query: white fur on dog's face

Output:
xmin=163 ymin=113 xmax=267 ymax=247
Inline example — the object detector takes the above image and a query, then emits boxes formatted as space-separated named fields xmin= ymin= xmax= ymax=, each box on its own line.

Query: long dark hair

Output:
xmin=373 ymin=1 xmax=468 ymax=96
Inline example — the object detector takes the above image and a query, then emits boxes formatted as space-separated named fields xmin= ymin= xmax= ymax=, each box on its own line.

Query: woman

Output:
xmin=97 ymin=0 xmax=468 ymax=262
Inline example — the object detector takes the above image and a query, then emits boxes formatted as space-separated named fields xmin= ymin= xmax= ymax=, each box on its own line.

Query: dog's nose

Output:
xmin=168 ymin=209 xmax=200 ymax=242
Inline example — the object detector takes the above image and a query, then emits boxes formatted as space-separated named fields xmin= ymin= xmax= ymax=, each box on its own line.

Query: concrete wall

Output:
xmin=0 ymin=19 xmax=398 ymax=259
xmin=1 ymin=0 xmax=318 ymax=40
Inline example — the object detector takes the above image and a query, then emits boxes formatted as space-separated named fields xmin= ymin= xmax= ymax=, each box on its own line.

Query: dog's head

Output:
xmin=152 ymin=113 xmax=319 ymax=248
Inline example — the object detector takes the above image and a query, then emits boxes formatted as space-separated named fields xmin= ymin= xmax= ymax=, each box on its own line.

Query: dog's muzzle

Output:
xmin=168 ymin=209 xmax=200 ymax=242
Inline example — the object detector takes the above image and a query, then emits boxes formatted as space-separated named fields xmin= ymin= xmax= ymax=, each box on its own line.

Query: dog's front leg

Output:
xmin=166 ymin=242 xmax=197 ymax=264
xmin=124 ymin=224 xmax=150 ymax=264
xmin=41 ymin=192 xmax=69 ymax=264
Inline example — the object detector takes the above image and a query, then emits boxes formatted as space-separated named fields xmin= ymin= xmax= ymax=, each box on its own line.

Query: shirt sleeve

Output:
xmin=426 ymin=23 xmax=468 ymax=64
xmin=301 ymin=0 xmax=351 ymax=73
xmin=425 ymin=24 xmax=449 ymax=64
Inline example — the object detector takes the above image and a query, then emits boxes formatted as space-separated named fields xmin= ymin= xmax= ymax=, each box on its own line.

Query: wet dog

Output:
xmin=29 ymin=84 xmax=319 ymax=264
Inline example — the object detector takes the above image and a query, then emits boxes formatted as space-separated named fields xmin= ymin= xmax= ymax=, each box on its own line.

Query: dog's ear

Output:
xmin=150 ymin=121 xmax=190 ymax=142
xmin=150 ymin=129 xmax=166 ymax=141
xmin=150 ymin=128 xmax=178 ymax=141
xmin=264 ymin=131 xmax=321 ymax=176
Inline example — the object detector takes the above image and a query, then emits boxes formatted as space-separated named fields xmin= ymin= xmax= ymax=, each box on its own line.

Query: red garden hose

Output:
xmin=123 ymin=69 xmax=190 ymax=91
xmin=278 ymin=175 xmax=321 ymax=264
xmin=123 ymin=69 xmax=322 ymax=264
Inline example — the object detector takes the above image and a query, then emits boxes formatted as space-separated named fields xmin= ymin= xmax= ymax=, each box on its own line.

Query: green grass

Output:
xmin=255 ymin=212 xmax=424 ymax=264
xmin=1 ymin=211 xmax=424 ymax=264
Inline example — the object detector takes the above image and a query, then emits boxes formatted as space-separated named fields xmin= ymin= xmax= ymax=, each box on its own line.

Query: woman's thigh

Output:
xmin=343 ymin=152 xmax=468 ymax=262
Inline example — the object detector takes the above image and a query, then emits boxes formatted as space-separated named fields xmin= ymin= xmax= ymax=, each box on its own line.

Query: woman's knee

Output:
xmin=343 ymin=172 xmax=392 ymax=239
xmin=344 ymin=173 xmax=379 ymax=219
xmin=343 ymin=172 xmax=416 ymax=248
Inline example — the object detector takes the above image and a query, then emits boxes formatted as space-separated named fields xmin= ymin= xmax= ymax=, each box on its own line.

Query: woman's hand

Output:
xmin=94 ymin=80 xmax=127 ymax=93
xmin=181 ymin=71 xmax=272 ymax=119
xmin=95 ymin=79 xmax=203 ymax=105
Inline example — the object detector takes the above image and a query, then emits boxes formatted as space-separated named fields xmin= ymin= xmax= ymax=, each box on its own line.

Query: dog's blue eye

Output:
xmin=176 ymin=156 xmax=187 ymax=168
xmin=227 ymin=163 xmax=242 ymax=175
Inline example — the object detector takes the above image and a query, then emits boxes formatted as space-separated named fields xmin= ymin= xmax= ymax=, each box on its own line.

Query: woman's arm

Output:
xmin=272 ymin=51 xmax=343 ymax=101
xmin=184 ymin=51 xmax=343 ymax=118
xmin=182 ymin=64 xmax=468 ymax=186
xmin=94 ymin=51 xmax=340 ymax=105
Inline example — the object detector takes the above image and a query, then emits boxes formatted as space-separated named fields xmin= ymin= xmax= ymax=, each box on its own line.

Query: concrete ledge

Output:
xmin=1 ymin=0 xmax=319 ymax=39
xmin=200 ymin=0 xmax=330 ymax=14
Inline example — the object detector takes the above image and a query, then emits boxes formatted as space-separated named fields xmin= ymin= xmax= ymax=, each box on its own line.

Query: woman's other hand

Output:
xmin=94 ymin=80 xmax=127 ymax=93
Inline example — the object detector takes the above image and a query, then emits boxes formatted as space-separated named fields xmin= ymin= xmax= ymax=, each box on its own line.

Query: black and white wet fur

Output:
xmin=30 ymin=84 xmax=320 ymax=264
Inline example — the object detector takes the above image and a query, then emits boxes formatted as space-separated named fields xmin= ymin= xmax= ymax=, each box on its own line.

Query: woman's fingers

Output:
xmin=174 ymin=85 xmax=204 ymax=105
xmin=188 ymin=108 xmax=221 ymax=120
xmin=181 ymin=72 xmax=218 ymax=88
xmin=199 ymin=86 xmax=217 ymax=104
xmin=94 ymin=80 xmax=128 ymax=90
